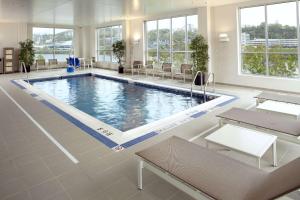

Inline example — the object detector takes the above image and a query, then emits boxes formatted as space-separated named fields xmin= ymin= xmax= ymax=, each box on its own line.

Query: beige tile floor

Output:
xmin=0 ymin=68 xmax=299 ymax=200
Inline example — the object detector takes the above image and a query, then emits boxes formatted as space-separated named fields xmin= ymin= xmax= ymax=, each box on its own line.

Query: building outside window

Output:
xmin=96 ymin=25 xmax=122 ymax=62
xmin=240 ymin=1 xmax=300 ymax=78
xmin=32 ymin=27 xmax=74 ymax=62
xmin=145 ymin=15 xmax=198 ymax=68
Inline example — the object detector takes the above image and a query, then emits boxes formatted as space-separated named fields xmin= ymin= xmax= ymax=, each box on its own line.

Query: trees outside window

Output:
xmin=145 ymin=15 xmax=198 ymax=68
xmin=240 ymin=1 xmax=299 ymax=78
xmin=96 ymin=25 xmax=122 ymax=62
xmin=32 ymin=27 xmax=73 ymax=62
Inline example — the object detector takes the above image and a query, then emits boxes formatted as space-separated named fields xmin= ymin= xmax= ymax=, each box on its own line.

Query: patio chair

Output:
xmin=156 ymin=63 xmax=172 ymax=79
xmin=124 ymin=61 xmax=143 ymax=75
xmin=48 ymin=59 xmax=58 ymax=69
xmin=136 ymin=136 xmax=300 ymax=200
xmin=172 ymin=64 xmax=193 ymax=82
xmin=35 ymin=59 xmax=46 ymax=71
xmin=139 ymin=61 xmax=155 ymax=77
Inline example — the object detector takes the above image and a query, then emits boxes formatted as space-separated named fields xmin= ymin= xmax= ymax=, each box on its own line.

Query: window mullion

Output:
xmin=265 ymin=5 xmax=269 ymax=76
xmin=185 ymin=16 xmax=188 ymax=64
xmin=170 ymin=18 xmax=173 ymax=64
xmin=53 ymin=28 xmax=55 ymax=59
xmin=157 ymin=21 xmax=159 ymax=65
xmin=297 ymin=0 xmax=300 ymax=78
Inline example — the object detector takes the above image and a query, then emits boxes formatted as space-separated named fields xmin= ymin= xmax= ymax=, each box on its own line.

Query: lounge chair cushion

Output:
xmin=217 ymin=108 xmax=300 ymax=137
xmin=256 ymin=92 xmax=300 ymax=105
xmin=137 ymin=137 xmax=268 ymax=200
xmin=137 ymin=136 xmax=300 ymax=200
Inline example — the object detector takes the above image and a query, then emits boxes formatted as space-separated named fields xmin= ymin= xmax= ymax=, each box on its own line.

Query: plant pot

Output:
xmin=194 ymin=73 xmax=206 ymax=86
xmin=118 ymin=65 xmax=124 ymax=74
xmin=22 ymin=65 xmax=31 ymax=73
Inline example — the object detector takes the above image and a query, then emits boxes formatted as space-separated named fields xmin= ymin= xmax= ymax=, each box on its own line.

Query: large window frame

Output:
xmin=239 ymin=1 xmax=300 ymax=78
xmin=96 ymin=25 xmax=122 ymax=63
xmin=32 ymin=27 xmax=74 ymax=62
xmin=145 ymin=14 xmax=198 ymax=68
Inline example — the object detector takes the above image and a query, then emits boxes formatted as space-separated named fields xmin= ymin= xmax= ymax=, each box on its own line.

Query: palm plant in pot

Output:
xmin=112 ymin=40 xmax=126 ymax=73
xmin=190 ymin=35 xmax=209 ymax=85
xmin=19 ymin=39 xmax=35 ymax=73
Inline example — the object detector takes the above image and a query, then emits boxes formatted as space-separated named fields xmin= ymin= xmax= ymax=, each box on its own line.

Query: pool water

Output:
xmin=31 ymin=75 xmax=216 ymax=131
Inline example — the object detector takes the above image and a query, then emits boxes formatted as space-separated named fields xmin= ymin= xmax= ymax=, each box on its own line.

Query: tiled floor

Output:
xmin=0 ymin=68 xmax=299 ymax=200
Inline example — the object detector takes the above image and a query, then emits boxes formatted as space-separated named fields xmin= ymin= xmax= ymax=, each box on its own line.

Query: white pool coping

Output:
xmin=14 ymin=72 xmax=237 ymax=150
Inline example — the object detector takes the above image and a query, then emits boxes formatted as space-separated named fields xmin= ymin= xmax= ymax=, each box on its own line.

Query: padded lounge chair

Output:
xmin=172 ymin=64 xmax=193 ymax=82
xmin=217 ymin=108 xmax=300 ymax=143
xmin=136 ymin=136 xmax=300 ymax=200
xmin=255 ymin=91 xmax=300 ymax=106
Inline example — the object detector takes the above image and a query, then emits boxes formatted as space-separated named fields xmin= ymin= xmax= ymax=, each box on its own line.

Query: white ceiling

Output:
xmin=0 ymin=0 xmax=253 ymax=26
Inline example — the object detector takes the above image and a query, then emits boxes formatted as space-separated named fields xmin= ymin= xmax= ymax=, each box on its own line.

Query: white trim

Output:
xmin=0 ymin=86 xmax=79 ymax=164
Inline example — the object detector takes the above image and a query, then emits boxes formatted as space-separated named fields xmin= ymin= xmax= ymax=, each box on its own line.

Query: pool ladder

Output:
xmin=190 ymin=71 xmax=215 ymax=102
xmin=21 ymin=62 xmax=29 ymax=83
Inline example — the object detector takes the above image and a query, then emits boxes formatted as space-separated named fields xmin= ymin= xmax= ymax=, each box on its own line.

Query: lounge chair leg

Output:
xmin=273 ymin=141 xmax=277 ymax=167
xmin=257 ymin=158 xmax=261 ymax=169
xmin=138 ymin=160 xmax=143 ymax=190
xmin=219 ymin=119 xmax=223 ymax=127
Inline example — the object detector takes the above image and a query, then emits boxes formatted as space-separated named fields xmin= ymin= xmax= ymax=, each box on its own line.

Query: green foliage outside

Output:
xmin=112 ymin=40 xmax=126 ymax=65
xmin=242 ymin=22 xmax=299 ymax=78
xmin=36 ymin=54 xmax=45 ymax=60
xmin=242 ymin=23 xmax=297 ymax=40
xmin=33 ymin=29 xmax=73 ymax=55
xmin=147 ymin=27 xmax=197 ymax=67
xmin=242 ymin=45 xmax=298 ymax=77
xmin=19 ymin=39 xmax=35 ymax=66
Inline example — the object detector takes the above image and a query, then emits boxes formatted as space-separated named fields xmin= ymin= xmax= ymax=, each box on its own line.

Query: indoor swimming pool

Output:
xmin=30 ymin=74 xmax=217 ymax=131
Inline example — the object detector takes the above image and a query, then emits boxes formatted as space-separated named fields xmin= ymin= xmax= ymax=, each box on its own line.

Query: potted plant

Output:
xmin=112 ymin=40 xmax=126 ymax=73
xmin=190 ymin=35 xmax=209 ymax=85
xmin=19 ymin=39 xmax=35 ymax=73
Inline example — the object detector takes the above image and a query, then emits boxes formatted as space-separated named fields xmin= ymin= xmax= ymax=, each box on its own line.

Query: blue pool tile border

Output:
xmin=11 ymin=80 xmax=26 ymax=90
xmin=29 ymin=73 xmax=92 ymax=83
xmin=217 ymin=96 xmax=238 ymax=107
xmin=190 ymin=111 xmax=207 ymax=119
xmin=40 ymin=99 xmax=118 ymax=149
xmin=121 ymin=131 xmax=159 ymax=148
xmin=93 ymin=74 xmax=129 ymax=83
xmin=30 ymin=93 xmax=38 ymax=97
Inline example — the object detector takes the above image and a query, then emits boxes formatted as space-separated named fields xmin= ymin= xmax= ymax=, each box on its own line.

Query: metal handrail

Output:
xmin=21 ymin=62 xmax=29 ymax=83
xmin=190 ymin=71 xmax=203 ymax=98
xmin=203 ymin=72 xmax=215 ymax=102
xmin=190 ymin=71 xmax=215 ymax=102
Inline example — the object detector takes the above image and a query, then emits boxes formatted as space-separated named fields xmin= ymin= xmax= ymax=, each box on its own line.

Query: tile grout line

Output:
xmin=0 ymin=85 xmax=79 ymax=164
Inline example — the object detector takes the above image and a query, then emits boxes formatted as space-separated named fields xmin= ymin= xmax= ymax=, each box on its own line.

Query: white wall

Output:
xmin=0 ymin=22 xmax=27 ymax=56
xmin=211 ymin=1 xmax=300 ymax=93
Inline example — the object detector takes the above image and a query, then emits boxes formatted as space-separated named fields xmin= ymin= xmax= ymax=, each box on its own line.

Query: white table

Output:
xmin=256 ymin=100 xmax=300 ymax=120
xmin=205 ymin=124 xmax=277 ymax=168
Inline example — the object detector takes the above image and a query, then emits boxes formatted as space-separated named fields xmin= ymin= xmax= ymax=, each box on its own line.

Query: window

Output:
xmin=96 ymin=25 xmax=122 ymax=62
xmin=240 ymin=1 xmax=299 ymax=78
xmin=32 ymin=27 xmax=74 ymax=62
xmin=145 ymin=15 xmax=198 ymax=68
